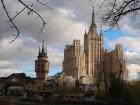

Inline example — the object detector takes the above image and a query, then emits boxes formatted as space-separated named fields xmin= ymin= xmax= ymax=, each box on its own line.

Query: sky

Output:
xmin=0 ymin=0 xmax=140 ymax=80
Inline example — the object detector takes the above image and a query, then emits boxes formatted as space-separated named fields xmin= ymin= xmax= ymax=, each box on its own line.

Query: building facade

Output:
xmin=63 ymin=8 xmax=128 ymax=91
xmin=63 ymin=40 xmax=86 ymax=79
xmin=104 ymin=45 xmax=125 ymax=78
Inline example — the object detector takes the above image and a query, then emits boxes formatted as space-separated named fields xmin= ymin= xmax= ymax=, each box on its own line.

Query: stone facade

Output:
xmin=104 ymin=45 xmax=124 ymax=77
xmin=103 ymin=44 xmax=128 ymax=80
xmin=62 ymin=8 xmax=128 ymax=90
xmin=63 ymin=40 xmax=86 ymax=79
xmin=34 ymin=40 xmax=49 ymax=91
xmin=84 ymin=9 xmax=104 ymax=79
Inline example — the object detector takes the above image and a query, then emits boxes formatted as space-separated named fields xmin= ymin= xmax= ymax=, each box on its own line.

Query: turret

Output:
xmin=115 ymin=44 xmax=123 ymax=51
xmin=35 ymin=40 xmax=49 ymax=81
xmin=84 ymin=29 xmax=88 ymax=37
xmin=100 ymin=29 xmax=103 ymax=36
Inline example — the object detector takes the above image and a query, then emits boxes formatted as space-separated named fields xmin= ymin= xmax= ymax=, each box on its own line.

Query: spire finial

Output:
xmin=89 ymin=5 xmax=97 ymax=35
xmin=92 ymin=5 xmax=95 ymax=25
xmin=85 ymin=29 xmax=86 ymax=34
xmin=42 ymin=40 xmax=44 ymax=48
xmin=42 ymin=40 xmax=45 ymax=52
xmin=46 ymin=46 xmax=48 ymax=56
xmin=41 ymin=40 xmax=46 ymax=55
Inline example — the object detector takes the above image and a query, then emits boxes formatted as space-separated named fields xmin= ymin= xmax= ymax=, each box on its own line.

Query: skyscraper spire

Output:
xmin=89 ymin=6 xmax=97 ymax=35
xmin=92 ymin=6 xmax=96 ymax=25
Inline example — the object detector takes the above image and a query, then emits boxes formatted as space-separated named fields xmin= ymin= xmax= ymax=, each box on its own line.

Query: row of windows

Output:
xmin=91 ymin=38 xmax=101 ymax=41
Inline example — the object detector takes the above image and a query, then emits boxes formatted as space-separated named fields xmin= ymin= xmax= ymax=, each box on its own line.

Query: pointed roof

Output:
xmin=84 ymin=29 xmax=88 ymax=37
xmin=85 ymin=29 xmax=86 ymax=34
xmin=92 ymin=6 xmax=96 ymax=25
xmin=88 ymin=6 xmax=97 ymax=35
xmin=42 ymin=40 xmax=45 ymax=52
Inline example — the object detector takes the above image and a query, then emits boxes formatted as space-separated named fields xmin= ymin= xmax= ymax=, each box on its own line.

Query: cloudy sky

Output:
xmin=0 ymin=0 xmax=140 ymax=80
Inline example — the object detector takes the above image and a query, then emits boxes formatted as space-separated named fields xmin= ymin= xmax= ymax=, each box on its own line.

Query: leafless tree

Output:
xmin=99 ymin=0 xmax=140 ymax=27
xmin=1 ymin=0 xmax=53 ymax=43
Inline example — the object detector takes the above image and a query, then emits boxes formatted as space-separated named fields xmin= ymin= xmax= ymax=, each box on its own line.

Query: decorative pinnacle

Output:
xmin=100 ymin=28 xmax=103 ymax=35
xmin=38 ymin=46 xmax=41 ymax=55
xmin=46 ymin=46 xmax=48 ymax=56
xmin=41 ymin=40 xmax=46 ymax=56
xmin=42 ymin=40 xmax=45 ymax=51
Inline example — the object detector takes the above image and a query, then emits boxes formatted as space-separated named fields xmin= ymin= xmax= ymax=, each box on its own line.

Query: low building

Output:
xmin=0 ymin=73 xmax=35 ymax=96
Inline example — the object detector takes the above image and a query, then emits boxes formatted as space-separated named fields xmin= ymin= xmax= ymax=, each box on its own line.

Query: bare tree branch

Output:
xmin=1 ymin=0 xmax=52 ymax=43
xmin=18 ymin=0 xmax=47 ymax=34
xmin=99 ymin=0 xmax=140 ymax=28
xmin=1 ymin=0 xmax=20 ymax=43
xmin=36 ymin=0 xmax=54 ymax=10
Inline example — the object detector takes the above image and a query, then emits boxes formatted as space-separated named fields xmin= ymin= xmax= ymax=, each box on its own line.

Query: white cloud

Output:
xmin=108 ymin=36 xmax=140 ymax=52
xmin=48 ymin=47 xmax=63 ymax=68
xmin=127 ymin=64 xmax=140 ymax=80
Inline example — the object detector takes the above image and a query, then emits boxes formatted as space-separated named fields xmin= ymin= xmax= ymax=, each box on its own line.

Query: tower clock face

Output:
xmin=36 ymin=61 xmax=49 ymax=72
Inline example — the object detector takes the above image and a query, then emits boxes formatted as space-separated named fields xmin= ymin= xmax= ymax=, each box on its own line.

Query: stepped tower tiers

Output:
xmin=35 ymin=40 xmax=49 ymax=90
xmin=63 ymin=40 xmax=86 ymax=80
xmin=84 ymin=7 xmax=104 ymax=79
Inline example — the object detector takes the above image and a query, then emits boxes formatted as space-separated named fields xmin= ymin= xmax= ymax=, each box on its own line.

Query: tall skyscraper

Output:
xmin=62 ymin=7 xmax=128 ymax=90
xmin=84 ymin=7 xmax=104 ymax=79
